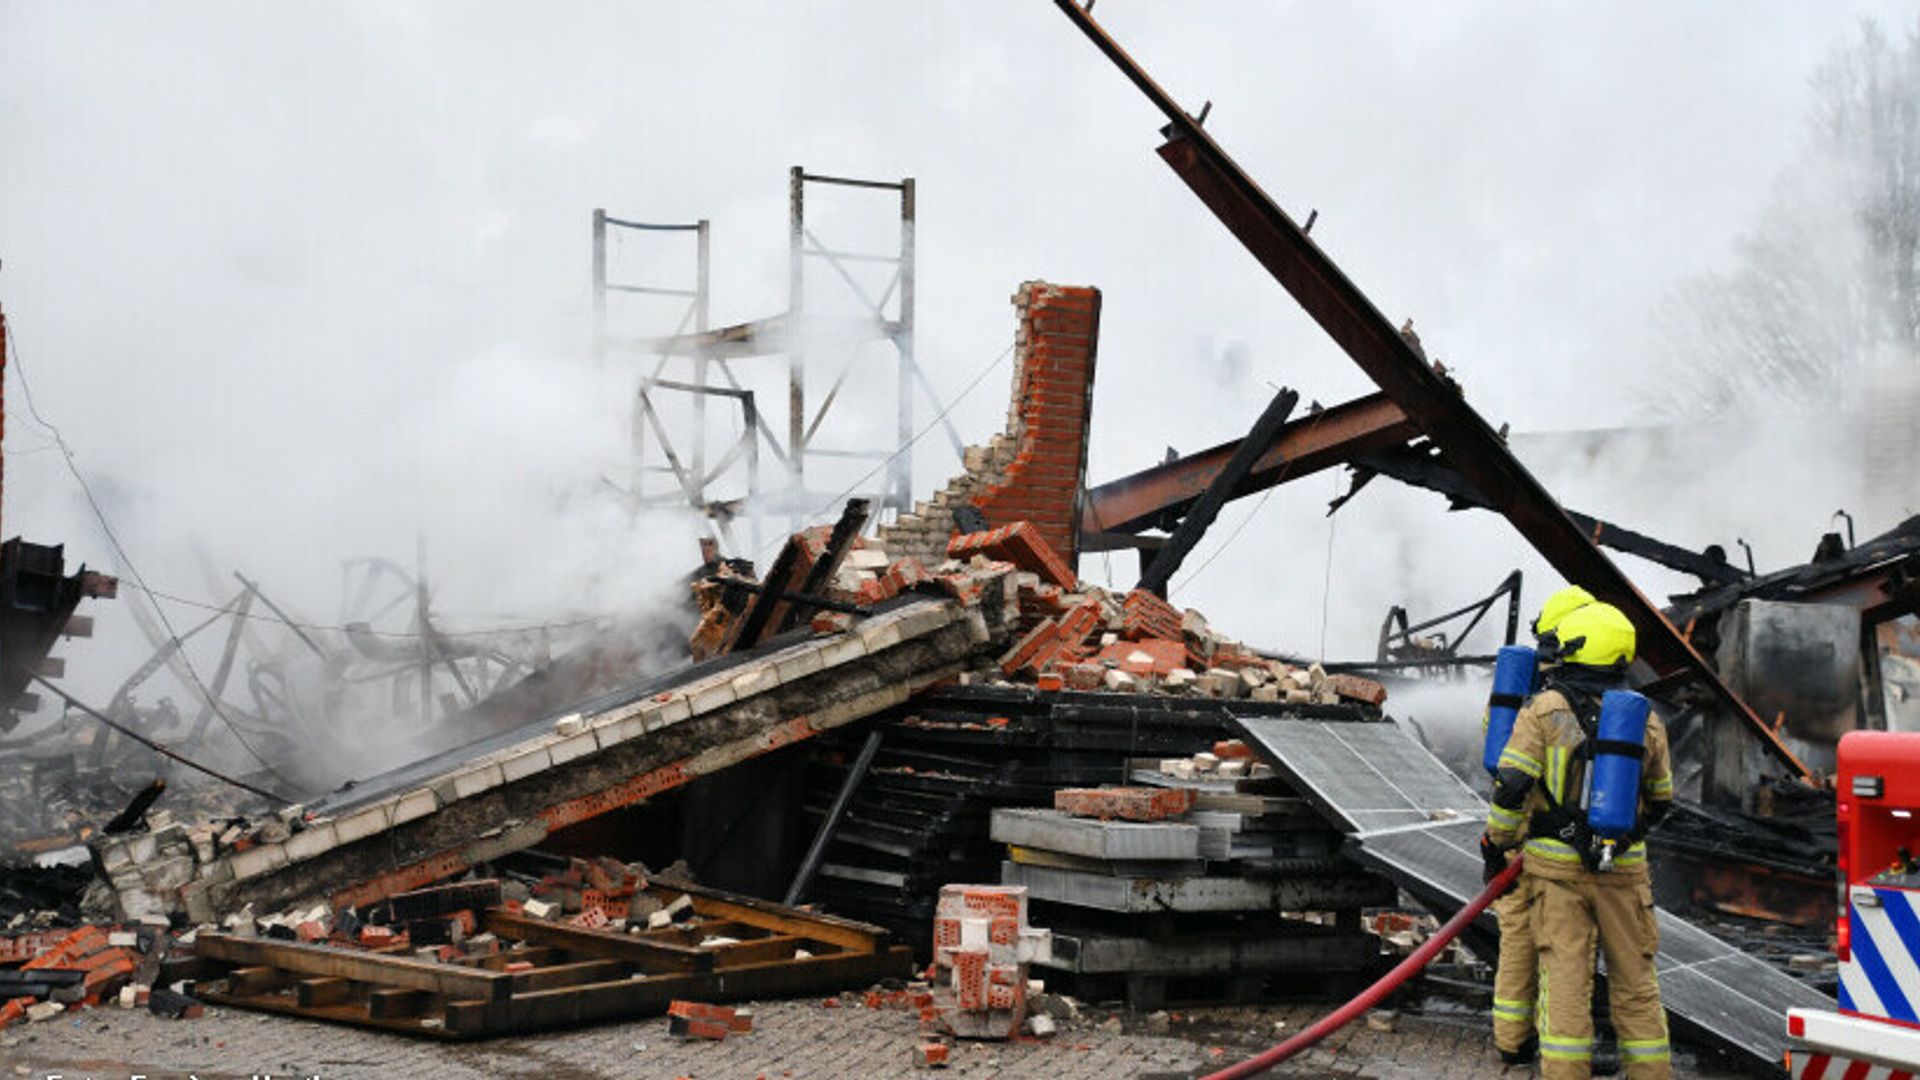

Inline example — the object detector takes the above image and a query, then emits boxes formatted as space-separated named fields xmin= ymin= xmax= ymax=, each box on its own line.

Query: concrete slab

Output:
xmin=1001 ymin=860 xmax=1394 ymax=913
xmin=990 ymin=808 xmax=1200 ymax=861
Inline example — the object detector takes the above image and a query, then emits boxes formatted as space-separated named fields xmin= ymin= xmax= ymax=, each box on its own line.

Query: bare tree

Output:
xmin=1650 ymin=18 xmax=1920 ymax=418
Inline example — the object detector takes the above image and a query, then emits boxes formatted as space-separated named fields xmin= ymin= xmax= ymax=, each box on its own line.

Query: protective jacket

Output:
xmin=1485 ymin=676 xmax=1673 ymax=881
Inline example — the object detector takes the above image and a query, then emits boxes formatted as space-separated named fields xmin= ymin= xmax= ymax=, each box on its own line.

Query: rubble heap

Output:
xmin=776 ymin=519 xmax=1386 ymax=709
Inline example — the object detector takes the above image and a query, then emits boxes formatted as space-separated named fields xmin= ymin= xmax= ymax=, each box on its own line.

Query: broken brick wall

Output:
xmin=880 ymin=281 xmax=1100 ymax=569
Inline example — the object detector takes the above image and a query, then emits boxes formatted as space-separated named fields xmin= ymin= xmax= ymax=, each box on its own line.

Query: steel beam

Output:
xmin=1052 ymin=0 xmax=1811 ymax=781
xmin=1351 ymin=445 xmax=1750 ymax=587
xmin=1080 ymin=392 xmax=1415 ymax=537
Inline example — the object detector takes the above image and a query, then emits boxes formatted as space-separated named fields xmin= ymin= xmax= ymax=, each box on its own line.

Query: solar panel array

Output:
xmin=1230 ymin=713 xmax=1832 ymax=1073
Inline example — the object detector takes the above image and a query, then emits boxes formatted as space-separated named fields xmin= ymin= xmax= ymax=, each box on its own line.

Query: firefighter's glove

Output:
xmin=1479 ymin=833 xmax=1509 ymax=885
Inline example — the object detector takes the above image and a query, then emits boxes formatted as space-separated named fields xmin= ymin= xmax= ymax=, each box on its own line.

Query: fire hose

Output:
xmin=1200 ymin=855 xmax=1526 ymax=1080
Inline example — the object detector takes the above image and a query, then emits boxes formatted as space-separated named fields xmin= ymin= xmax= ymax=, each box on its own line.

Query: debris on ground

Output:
xmin=0 ymin=919 xmax=189 ymax=1031
xmin=927 ymin=884 xmax=1050 ymax=1039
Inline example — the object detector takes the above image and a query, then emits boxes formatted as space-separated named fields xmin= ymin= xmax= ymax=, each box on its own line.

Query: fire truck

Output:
xmin=1787 ymin=731 xmax=1920 ymax=1077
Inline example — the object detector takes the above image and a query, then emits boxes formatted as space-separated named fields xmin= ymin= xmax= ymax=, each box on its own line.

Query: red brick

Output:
xmin=885 ymin=557 xmax=931 ymax=595
xmin=948 ymin=522 xmax=1076 ymax=590
xmin=1328 ymin=672 xmax=1388 ymax=707
xmin=1094 ymin=637 xmax=1185 ymax=677
xmin=1062 ymin=662 xmax=1105 ymax=691
xmin=915 ymin=1042 xmax=951 ymax=1068
xmin=811 ymin=610 xmax=854 ymax=634
xmin=0 ymin=998 xmax=28 ymax=1030
xmin=952 ymin=949 xmax=988 ymax=1010
xmin=668 ymin=1000 xmax=738 ymax=1024
xmin=668 ymin=1014 xmax=730 ymax=1040
xmin=999 ymin=617 xmax=1062 ymax=677
xmin=1120 ymin=589 xmax=1184 ymax=641
xmin=1054 ymin=786 xmax=1193 ymax=822
xmin=1035 ymin=671 xmax=1064 ymax=692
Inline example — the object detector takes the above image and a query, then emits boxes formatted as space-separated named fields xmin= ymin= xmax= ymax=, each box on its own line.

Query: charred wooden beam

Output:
xmin=1137 ymin=388 xmax=1298 ymax=596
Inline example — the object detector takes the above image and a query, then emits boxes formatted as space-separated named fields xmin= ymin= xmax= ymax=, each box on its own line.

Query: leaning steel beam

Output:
xmin=1080 ymin=391 xmax=1415 ymax=537
xmin=1053 ymin=1 xmax=1811 ymax=782
xmin=1137 ymin=387 xmax=1297 ymax=596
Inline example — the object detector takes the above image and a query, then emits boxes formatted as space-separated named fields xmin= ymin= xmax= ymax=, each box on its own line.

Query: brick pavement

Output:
xmin=3 ymin=995 xmax=1753 ymax=1079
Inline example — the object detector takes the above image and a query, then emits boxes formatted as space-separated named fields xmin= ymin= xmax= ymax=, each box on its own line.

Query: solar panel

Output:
xmin=1231 ymin=715 xmax=1483 ymax=834
xmin=1230 ymin=712 xmax=1833 ymax=1074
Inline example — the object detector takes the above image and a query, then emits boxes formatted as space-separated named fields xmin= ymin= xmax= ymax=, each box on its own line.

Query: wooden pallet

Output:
xmin=180 ymin=879 xmax=913 ymax=1038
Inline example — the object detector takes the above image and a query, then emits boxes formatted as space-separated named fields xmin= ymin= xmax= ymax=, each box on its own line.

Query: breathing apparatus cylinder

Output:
xmin=1587 ymin=689 xmax=1651 ymax=839
xmin=1481 ymin=645 xmax=1537 ymax=775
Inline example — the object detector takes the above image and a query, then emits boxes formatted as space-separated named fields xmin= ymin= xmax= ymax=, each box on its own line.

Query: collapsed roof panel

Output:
xmin=92 ymin=592 xmax=1000 ymax=923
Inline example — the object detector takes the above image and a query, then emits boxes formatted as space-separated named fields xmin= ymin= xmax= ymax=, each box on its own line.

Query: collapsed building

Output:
xmin=8 ymin=8 xmax=1915 ymax=1071
xmin=15 ymin=267 xmax=1807 ymax=1067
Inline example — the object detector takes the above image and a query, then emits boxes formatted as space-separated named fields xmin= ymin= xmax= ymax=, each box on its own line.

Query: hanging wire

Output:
xmin=1319 ymin=471 xmax=1343 ymax=661
xmin=757 ymin=341 xmax=1015 ymax=561
xmin=1169 ymin=402 xmax=1332 ymax=597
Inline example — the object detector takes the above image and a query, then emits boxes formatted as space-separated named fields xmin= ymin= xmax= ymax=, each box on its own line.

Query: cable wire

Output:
xmin=4 ymin=320 xmax=292 ymax=784
xmin=757 ymin=342 xmax=1015 ymax=561
xmin=1169 ymin=401 xmax=1332 ymax=597
xmin=26 ymin=671 xmax=290 ymax=804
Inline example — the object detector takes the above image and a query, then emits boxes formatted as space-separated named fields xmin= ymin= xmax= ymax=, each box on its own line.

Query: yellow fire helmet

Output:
xmin=1530 ymin=585 xmax=1596 ymax=641
xmin=1550 ymin=601 xmax=1637 ymax=669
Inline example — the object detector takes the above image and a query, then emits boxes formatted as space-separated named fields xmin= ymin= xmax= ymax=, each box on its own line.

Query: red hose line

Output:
xmin=1200 ymin=855 xmax=1526 ymax=1080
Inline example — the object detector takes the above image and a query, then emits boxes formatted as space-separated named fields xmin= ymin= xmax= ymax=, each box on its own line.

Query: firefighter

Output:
xmin=1482 ymin=601 xmax=1675 ymax=1080
xmin=1481 ymin=584 xmax=1595 ymax=1064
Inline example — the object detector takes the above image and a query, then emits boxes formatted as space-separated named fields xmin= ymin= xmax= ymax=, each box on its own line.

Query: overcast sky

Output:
xmin=2 ymin=2 xmax=1912 ymax=710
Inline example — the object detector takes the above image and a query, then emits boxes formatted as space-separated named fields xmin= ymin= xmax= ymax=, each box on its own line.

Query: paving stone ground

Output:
xmin=2 ymin=992 xmax=1759 ymax=1080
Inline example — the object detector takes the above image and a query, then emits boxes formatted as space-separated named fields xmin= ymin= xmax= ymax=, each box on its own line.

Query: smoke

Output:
xmin=1 ymin=2 xmax=1913 ymax=791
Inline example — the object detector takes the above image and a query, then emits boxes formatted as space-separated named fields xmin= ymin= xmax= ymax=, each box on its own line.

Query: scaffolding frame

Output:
xmin=592 ymin=167 xmax=958 ymax=552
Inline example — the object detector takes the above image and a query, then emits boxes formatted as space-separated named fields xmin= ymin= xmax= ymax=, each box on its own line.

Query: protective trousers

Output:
xmin=1491 ymin=885 xmax=1537 ymax=1051
xmin=1531 ymin=874 xmax=1671 ymax=1079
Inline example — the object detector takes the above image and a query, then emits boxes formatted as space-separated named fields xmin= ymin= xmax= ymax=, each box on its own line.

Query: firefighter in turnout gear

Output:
xmin=1482 ymin=585 xmax=1595 ymax=1064
xmin=1482 ymin=601 xmax=1675 ymax=1079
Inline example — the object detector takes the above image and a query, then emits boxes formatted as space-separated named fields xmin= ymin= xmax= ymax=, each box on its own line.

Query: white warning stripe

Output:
xmin=1843 ymin=954 xmax=1888 ymax=1020
xmin=1858 ymin=895 xmax=1920 ymax=1017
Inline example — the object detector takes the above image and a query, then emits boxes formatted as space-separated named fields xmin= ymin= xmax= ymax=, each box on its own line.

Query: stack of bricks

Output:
xmin=927 ymin=884 xmax=1051 ymax=1039
xmin=1053 ymin=785 xmax=1194 ymax=822
xmin=880 ymin=282 xmax=1101 ymax=568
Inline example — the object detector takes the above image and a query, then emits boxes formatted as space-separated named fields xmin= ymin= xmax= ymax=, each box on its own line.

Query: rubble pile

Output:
xmin=204 ymin=860 xmax=694 ymax=960
xmin=0 ymin=919 xmax=195 ymax=1031
xmin=698 ymin=518 xmax=1387 ymax=710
